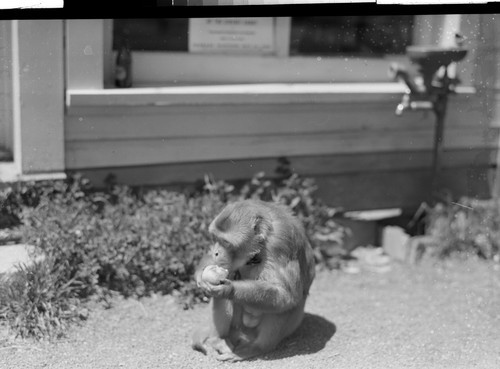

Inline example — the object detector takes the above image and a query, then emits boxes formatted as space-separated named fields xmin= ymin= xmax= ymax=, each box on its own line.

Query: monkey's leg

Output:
xmin=217 ymin=305 xmax=305 ymax=362
xmin=193 ymin=298 xmax=233 ymax=355
xmin=212 ymin=297 xmax=233 ymax=337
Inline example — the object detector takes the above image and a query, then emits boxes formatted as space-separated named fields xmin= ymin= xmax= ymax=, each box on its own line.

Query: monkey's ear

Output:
xmin=253 ymin=215 xmax=272 ymax=243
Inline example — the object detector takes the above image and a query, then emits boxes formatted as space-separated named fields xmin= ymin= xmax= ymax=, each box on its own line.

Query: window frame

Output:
xmin=103 ymin=17 xmax=412 ymax=87
xmin=65 ymin=15 xmax=477 ymax=109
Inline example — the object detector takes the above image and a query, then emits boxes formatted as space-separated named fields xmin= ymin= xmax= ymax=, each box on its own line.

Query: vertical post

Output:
xmin=16 ymin=20 xmax=65 ymax=176
xmin=10 ymin=20 xmax=22 ymax=178
xmin=475 ymin=16 xmax=500 ymax=198
xmin=429 ymin=15 xmax=461 ymax=202
xmin=430 ymin=84 xmax=449 ymax=200
xmin=0 ymin=21 xmax=13 ymax=156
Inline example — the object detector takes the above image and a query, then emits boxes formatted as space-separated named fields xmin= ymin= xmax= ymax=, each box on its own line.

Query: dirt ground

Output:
xmin=1 ymin=257 xmax=499 ymax=369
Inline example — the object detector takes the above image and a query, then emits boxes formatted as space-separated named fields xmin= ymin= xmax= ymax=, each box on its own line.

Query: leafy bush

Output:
xmin=0 ymin=163 xmax=348 ymax=339
xmin=425 ymin=198 xmax=500 ymax=259
xmin=21 ymin=184 xmax=224 ymax=299
xmin=0 ymin=174 xmax=93 ymax=229
xmin=1 ymin=176 xmax=225 ymax=338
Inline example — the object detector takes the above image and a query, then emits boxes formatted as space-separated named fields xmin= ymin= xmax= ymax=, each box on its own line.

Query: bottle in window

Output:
xmin=115 ymin=45 xmax=132 ymax=88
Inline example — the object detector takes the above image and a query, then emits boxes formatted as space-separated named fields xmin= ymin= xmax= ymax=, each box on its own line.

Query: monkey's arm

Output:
xmin=232 ymin=280 xmax=300 ymax=313
xmin=210 ymin=260 xmax=303 ymax=314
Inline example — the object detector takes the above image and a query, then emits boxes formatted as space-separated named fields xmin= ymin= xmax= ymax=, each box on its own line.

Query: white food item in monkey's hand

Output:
xmin=201 ymin=265 xmax=229 ymax=285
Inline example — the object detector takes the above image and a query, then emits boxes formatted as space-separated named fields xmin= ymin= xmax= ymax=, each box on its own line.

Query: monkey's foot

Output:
xmin=211 ymin=337 xmax=234 ymax=355
xmin=216 ymin=344 xmax=262 ymax=362
xmin=216 ymin=352 xmax=245 ymax=362
xmin=192 ymin=341 xmax=208 ymax=355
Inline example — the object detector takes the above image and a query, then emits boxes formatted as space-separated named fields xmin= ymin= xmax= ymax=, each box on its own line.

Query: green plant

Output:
xmin=0 ymin=164 xmax=348 ymax=340
xmin=1 ymin=175 xmax=225 ymax=338
xmin=0 ymin=260 xmax=88 ymax=340
xmin=20 ymin=183 xmax=224 ymax=303
xmin=425 ymin=197 xmax=500 ymax=259
xmin=0 ymin=174 xmax=93 ymax=229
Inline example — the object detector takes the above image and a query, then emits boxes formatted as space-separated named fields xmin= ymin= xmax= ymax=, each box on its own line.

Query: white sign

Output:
xmin=188 ymin=18 xmax=275 ymax=55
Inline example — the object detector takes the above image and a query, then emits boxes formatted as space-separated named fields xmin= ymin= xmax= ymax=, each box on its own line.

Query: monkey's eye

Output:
xmin=246 ymin=252 xmax=261 ymax=265
xmin=220 ymin=240 xmax=232 ymax=249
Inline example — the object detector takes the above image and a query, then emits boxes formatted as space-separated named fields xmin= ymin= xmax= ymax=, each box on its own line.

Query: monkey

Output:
xmin=192 ymin=199 xmax=316 ymax=361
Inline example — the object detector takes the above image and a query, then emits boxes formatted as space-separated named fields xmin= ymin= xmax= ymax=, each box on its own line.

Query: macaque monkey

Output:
xmin=192 ymin=199 xmax=316 ymax=361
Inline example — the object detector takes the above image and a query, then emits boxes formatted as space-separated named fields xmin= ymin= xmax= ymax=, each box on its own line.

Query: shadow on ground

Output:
xmin=263 ymin=312 xmax=336 ymax=361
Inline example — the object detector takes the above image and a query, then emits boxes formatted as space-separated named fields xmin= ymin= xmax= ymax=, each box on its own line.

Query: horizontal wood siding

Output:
xmin=78 ymin=148 xmax=494 ymax=186
xmin=66 ymin=92 xmax=497 ymax=210
xmin=78 ymin=152 xmax=493 ymax=211
xmin=67 ymin=128 xmax=497 ymax=169
xmin=65 ymin=95 xmax=497 ymax=170
xmin=315 ymin=167 xmax=492 ymax=211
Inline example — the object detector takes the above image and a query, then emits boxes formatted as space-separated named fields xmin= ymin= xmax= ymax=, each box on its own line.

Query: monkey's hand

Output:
xmin=198 ymin=265 xmax=230 ymax=294
xmin=206 ymin=279 xmax=234 ymax=299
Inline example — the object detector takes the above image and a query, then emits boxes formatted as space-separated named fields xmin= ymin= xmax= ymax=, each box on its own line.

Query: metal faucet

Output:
xmin=389 ymin=63 xmax=433 ymax=116
xmin=395 ymin=93 xmax=434 ymax=116
xmin=390 ymin=43 xmax=468 ymax=201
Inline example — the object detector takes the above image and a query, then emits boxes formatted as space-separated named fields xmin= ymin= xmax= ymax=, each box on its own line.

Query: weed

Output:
xmin=425 ymin=197 xmax=500 ymax=259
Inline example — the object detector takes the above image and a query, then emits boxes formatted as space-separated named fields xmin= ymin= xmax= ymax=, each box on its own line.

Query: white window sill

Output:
xmin=0 ymin=162 xmax=67 ymax=183
xmin=67 ymin=83 xmax=477 ymax=108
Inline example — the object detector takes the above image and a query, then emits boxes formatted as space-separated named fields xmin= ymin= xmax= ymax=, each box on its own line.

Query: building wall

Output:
xmin=66 ymin=91 xmax=497 ymax=210
xmin=62 ymin=15 xmax=500 ymax=211
xmin=2 ymin=17 xmax=498 ymax=211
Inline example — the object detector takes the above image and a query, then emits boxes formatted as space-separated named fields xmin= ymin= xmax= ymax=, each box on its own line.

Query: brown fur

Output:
xmin=192 ymin=200 xmax=316 ymax=361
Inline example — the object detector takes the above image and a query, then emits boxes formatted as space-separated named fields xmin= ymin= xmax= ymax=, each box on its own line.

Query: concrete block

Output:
xmin=0 ymin=244 xmax=34 ymax=274
xmin=382 ymin=226 xmax=410 ymax=262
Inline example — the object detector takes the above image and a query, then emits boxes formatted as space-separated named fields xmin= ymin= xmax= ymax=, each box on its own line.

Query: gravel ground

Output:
xmin=1 ymin=258 xmax=499 ymax=369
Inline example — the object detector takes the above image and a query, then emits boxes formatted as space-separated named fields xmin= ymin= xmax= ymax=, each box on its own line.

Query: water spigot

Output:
xmin=395 ymin=94 xmax=410 ymax=116
xmin=395 ymin=93 xmax=433 ymax=116
xmin=390 ymin=45 xmax=468 ymax=116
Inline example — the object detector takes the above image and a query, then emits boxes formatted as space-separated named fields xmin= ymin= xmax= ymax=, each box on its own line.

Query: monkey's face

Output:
xmin=210 ymin=242 xmax=233 ymax=270
xmin=211 ymin=239 xmax=260 ymax=274
xmin=209 ymin=200 xmax=268 ymax=274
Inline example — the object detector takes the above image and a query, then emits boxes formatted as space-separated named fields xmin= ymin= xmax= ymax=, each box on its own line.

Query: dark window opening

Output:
xmin=290 ymin=16 xmax=414 ymax=57
xmin=113 ymin=16 xmax=414 ymax=56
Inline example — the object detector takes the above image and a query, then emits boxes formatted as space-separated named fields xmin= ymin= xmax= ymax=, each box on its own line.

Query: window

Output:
xmin=109 ymin=16 xmax=414 ymax=87
xmin=113 ymin=19 xmax=188 ymax=52
xmin=290 ymin=16 xmax=414 ymax=56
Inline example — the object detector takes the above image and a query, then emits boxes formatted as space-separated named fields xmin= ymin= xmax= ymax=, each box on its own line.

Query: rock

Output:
xmin=350 ymin=246 xmax=392 ymax=273
xmin=0 ymin=229 xmax=22 ymax=245
xmin=0 ymin=244 xmax=40 ymax=274
xmin=382 ymin=226 xmax=411 ymax=262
